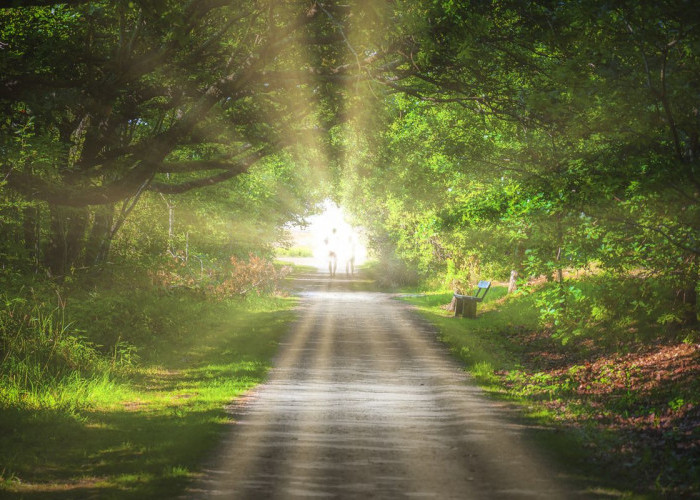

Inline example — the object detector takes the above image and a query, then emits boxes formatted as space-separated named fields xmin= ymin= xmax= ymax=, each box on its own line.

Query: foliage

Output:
xmin=146 ymin=252 xmax=291 ymax=299
xmin=1 ymin=2 xmax=323 ymax=204
xmin=338 ymin=0 xmax=700 ymax=342
xmin=362 ymin=258 xmax=420 ymax=290
xmin=0 ymin=284 xmax=133 ymax=413
xmin=0 ymin=1 xmax=350 ymax=275
xmin=1 ymin=0 xmax=700 ymax=493
xmin=1 ymin=304 xmax=95 ymax=399
xmin=214 ymin=255 xmax=291 ymax=298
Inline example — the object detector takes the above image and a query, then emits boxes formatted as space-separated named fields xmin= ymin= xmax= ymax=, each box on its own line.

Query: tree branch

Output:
xmin=3 ymin=160 xmax=160 ymax=206
xmin=149 ymin=151 xmax=264 ymax=194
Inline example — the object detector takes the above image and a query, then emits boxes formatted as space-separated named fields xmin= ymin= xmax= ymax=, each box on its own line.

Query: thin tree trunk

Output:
xmin=22 ymin=204 xmax=41 ymax=269
xmin=555 ymin=213 xmax=564 ymax=284
xmin=508 ymin=270 xmax=518 ymax=294
xmin=680 ymin=255 xmax=699 ymax=326
xmin=96 ymin=177 xmax=152 ymax=265
xmin=555 ymin=247 xmax=564 ymax=284
xmin=508 ymin=243 xmax=525 ymax=293
xmin=160 ymin=192 xmax=175 ymax=256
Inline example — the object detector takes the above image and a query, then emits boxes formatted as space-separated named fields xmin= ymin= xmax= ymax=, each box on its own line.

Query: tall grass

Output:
xmin=0 ymin=266 xmax=298 ymax=498
xmin=0 ymin=293 xmax=131 ymax=411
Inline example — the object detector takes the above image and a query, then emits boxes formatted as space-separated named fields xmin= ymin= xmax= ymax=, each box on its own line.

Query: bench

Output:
xmin=454 ymin=281 xmax=491 ymax=318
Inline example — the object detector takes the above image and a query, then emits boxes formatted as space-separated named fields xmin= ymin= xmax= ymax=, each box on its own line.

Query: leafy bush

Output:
xmin=363 ymin=258 xmax=420 ymax=289
xmin=148 ymin=253 xmax=291 ymax=298
xmin=535 ymin=274 xmax=694 ymax=345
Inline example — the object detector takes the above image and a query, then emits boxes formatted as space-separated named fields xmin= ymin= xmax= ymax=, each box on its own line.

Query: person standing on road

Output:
xmin=325 ymin=228 xmax=339 ymax=278
xmin=346 ymin=234 xmax=356 ymax=277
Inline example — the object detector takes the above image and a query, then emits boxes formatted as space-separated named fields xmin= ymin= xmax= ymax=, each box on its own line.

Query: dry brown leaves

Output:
xmin=496 ymin=332 xmax=700 ymax=494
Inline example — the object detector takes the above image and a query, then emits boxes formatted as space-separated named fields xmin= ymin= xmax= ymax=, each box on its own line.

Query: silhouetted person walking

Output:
xmin=325 ymin=228 xmax=339 ymax=277
xmin=346 ymin=235 xmax=356 ymax=276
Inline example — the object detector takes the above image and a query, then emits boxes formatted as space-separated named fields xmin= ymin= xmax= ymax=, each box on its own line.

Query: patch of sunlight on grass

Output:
xmin=525 ymin=407 xmax=557 ymax=420
xmin=164 ymin=465 xmax=191 ymax=479
xmin=401 ymin=286 xmax=536 ymax=374
xmin=186 ymin=360 xmax=266 ymax=377
xmin=1 ymin=372 xmax=135 ymax=413
xmin=471 ymin=361 xmax=497 ymax=383
xmin=113 ymin=472 xmax=156 ymax=487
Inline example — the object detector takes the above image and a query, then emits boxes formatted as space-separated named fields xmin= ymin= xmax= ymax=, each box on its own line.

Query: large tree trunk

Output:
xmin=44 ymin=205 xmax=88 ymax=276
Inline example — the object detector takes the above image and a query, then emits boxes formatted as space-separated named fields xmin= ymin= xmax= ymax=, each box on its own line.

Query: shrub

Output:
xmin=214 ymin=254 xmax=291 ymax=298
xmin=147 ymin=253 xmax=291 ymax=299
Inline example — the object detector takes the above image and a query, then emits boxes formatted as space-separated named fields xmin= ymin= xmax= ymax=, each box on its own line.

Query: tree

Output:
xmin=339 ymin=0 xmax=700 ymax=328
xmin=0 ymin=1 xmax=397 ymax=274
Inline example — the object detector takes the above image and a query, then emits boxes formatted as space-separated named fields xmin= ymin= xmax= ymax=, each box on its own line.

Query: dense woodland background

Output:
xmin=1 ymin=0 xmax=699 ymax=497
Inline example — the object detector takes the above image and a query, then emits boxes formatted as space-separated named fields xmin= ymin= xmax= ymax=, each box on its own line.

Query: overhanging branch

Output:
xmin=149 ymin=149 xmax=266 ymax=194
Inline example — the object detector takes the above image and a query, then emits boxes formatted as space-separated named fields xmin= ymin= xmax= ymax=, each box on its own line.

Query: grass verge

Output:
xmin=0 ymin=277 xmax=296 ymax=498
xmin=401 ymin=286 xmax=699 ymax=499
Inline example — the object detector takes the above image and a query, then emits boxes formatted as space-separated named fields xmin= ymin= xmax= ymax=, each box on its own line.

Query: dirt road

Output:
xmin=189 ymin=271 xmax=587 ymax=499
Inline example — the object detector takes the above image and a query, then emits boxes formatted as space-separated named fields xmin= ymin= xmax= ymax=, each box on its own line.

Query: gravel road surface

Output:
xmin=189 ymin=271 xmax=588 ymax=499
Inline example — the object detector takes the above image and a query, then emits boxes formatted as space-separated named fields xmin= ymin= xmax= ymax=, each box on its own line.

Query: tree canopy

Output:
xmin=2 ymin=0 xmax=700 ymax=329
xmin=0 ymin=1 xmax=405 ymax=272
xmin=333 ymin=0 xmax=700 ymax=332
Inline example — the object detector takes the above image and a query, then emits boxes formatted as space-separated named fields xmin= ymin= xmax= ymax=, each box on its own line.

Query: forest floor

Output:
xmin=494 ymin=327 xmax=700 ymax=496
xmin=403 ymin=289 xmax=700 ymax=498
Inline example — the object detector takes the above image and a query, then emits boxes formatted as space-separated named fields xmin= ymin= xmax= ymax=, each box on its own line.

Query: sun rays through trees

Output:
xmin=1 ymin=0 xmax=700 ymax=497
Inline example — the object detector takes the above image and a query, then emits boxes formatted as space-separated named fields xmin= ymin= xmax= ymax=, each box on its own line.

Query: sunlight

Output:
xmin=307 ymin=200 xmax=367 ymax=272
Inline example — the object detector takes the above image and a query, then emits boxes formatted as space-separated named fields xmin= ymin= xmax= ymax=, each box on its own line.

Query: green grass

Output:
xmin=402 ymin=286 xmax=532 ymax=382
xmin=275 ymin=246 xmax=313 ymax=257
xmin=0 ymin=283 xmax=296 ymax=498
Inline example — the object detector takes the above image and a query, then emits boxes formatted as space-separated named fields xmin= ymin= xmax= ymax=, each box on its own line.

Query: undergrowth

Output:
xmin=402 ymin=280 xmax=700 ymax=498
xmin=0 ymin=259 xmax=297 ymax=498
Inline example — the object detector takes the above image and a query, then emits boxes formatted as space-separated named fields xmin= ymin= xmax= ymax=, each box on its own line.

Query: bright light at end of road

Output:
xmin=307 ymin=201 xmax=367 ymax=269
